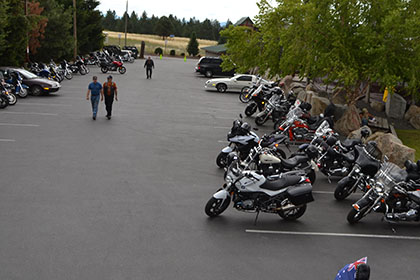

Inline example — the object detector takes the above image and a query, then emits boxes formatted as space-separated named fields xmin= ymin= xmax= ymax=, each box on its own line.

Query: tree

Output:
xmin=154 ymin=16 xmax=173 ymax=39
xmin=0 ymin=1 xmax=9 ymax=56
xmin=102 ymin=10 xmax=117 ymax=30
xmin=222 ymin=0 xmax=420 ymax=103
xmin=187 ymin=31 xmax=199 ymax=56
xmin=33 ymin=0 xmax=73 ymax=61
xmin=28 ymin=1 xmax=48 ymax=55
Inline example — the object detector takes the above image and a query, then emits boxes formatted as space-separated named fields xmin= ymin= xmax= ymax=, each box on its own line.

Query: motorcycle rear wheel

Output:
xmin=205 ymin=197 xmax=230 ymax=217
xmin=278 ymin=204 xmax=307 ymax=221
xmin=0 ymin=96 xmax=9 ymax=108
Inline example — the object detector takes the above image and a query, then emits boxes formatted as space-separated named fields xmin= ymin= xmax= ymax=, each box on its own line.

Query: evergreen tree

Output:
xmin=102 ymin=10 xmax=117 ymax=31
xmin=0 ymin=1 xmax=9 ymax=56
xmin=187 ymin=31 xmax=199 ymax=56
xmin=154 ymin=16 xmax=173 ymax=39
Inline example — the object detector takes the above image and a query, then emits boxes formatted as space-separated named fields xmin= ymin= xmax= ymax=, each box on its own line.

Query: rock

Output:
xmin=292 ymin=76 xmax=308 ymax=84
xmin=296 ymin=89 xmax=307 ymax=102
xmin=305 ymin=83 xmax=316 ymax=92
xmin=280 ymin=75 xmax=293 ymax=92
xmin=370 ymin=101 xmax=385 ymax=112
xmin=331 ymin=89 xmax=347 ymax=105
xmin=290 ymin=82 xmax=306 ymax=91
xmin=348 ymin=126 xmax=372 ymax=140
xmin=305 ymin=90 xmax=317 ymax=104
xmin=373 ymin=133 xmax=415 ymax=168
xmin=333 ymin=104 xmax=347 ymax=121
xmin=367 ymin=131 xmax=385 ymax=142
xmin=311 ymin=96 xmax=330 ymax=116
xmin=409 ymin=114 xmax=420 ymax=129
xmin=404 ymin=105 xmax=420 ymax=121
xmin=385 ymin=93 xmax=407 ymax=119
xmin=335 ymin=105 xmax=361 ymax=136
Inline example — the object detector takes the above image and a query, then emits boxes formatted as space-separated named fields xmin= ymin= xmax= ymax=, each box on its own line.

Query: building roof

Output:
xmin=234 ymin=17 xmax=253 ymax=26
xmin=201 ymin=44 xmax=227 ymax=54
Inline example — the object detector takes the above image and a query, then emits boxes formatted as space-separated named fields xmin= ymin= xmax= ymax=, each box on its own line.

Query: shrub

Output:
xmin=169 ymin=49 xmax=176 ymax=56
xmin=154 ymin=47 xmax=163 ymax=55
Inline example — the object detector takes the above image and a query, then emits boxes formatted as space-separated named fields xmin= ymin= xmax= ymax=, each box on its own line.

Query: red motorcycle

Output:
xmin=100 ymin=57 xmax=126 ymax=74
xmin=276 ymin=101 xmax=333 ymax=142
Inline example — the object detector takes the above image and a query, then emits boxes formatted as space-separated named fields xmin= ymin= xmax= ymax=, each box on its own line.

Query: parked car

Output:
xmin=0 ymin=67 xmax=60 ymax=96
xmin=205 ymin=74 xmax=269 ymax=93
xmin=195 ymin=57 xmax=235 ymax=78
xmin=123 ymin=46 xmax=139 ymax=58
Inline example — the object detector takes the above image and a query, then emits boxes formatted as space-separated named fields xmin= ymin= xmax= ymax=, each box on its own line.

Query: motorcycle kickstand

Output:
xmin=254 ymin=210 xmax=260 ymax=226
xmin=327 ymin=176 xmax=332 ymax=184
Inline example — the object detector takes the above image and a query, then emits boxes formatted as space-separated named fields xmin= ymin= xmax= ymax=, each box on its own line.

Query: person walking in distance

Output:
xmin=144 ymin=57 xmax=155 ymax=79
xmin=103 ymin=75 xmax=118 ymax=120
xmin=86 ymin=76 xmax=103 ymax=120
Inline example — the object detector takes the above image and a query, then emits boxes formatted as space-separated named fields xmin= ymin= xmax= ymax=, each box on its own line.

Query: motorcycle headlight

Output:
xmin=225 ymin=175 xmax=233 ymax=183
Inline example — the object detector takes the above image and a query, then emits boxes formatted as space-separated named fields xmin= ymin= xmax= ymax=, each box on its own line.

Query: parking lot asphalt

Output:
xmin=1 ymin=57 xmax=419 ymax=280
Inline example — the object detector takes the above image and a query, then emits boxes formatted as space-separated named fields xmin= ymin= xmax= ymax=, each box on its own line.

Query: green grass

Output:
xmin=396 ymin=129 xmax=420 ymax=160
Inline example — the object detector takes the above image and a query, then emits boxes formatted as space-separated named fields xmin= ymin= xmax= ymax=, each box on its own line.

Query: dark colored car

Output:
xmin=103 ymin=45 xmax=122 ymax=56
xmin=0 ymin=67 xmax=61 ymax=96
xmin=123 ymin=46 xmax=139 ymax=58
xmin=195 ymin=57 xmax=235 ymax=78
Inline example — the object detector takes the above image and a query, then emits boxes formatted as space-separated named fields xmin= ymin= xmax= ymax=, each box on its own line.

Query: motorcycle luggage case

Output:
xmin=286 ymin=183 xmax=314 ymax=205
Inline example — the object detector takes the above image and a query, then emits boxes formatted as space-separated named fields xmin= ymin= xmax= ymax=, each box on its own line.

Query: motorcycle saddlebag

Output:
xmin=286 ymin=183 xmax=314 ymax=205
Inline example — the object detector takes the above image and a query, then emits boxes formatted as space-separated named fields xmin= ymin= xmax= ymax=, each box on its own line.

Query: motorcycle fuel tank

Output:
xmin=259 ymin=153 xmax=281 ymax=164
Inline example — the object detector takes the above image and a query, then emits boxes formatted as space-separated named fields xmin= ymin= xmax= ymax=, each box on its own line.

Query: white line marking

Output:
xmin=18 ymin=102 xmax=71 ymax=107
xmin=0 ymin=139 xmax=15 ymax=142
xmin=313 ymin=191 xmax=334 ymax=194
xmin=218 ymin=140 xmax=229 ymax=143
xmin=0 ymin=123 xmax=39 ymax=127
xmin=245 ymin=229 xmax=420 ymax=241
xmin=0 ymin=111 xmax=58 ymax=116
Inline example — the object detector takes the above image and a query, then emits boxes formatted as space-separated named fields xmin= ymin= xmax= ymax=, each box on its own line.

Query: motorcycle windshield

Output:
xmin=314 ymin=120 xmax=330 ymax=137
xmin=374 ymin=162 xmax=407 ymax=193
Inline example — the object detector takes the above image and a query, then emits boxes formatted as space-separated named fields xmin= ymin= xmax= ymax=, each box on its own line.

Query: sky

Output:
xmin=97 ymin=0 xmax=261 ymax=23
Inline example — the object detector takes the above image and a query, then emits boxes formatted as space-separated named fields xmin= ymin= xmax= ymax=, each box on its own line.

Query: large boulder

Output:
xmin=311 ymin=96 xmax=330 ymax=116
xmin=280 ymin=75 xmax=293 ymax=92
xmin=333 ymin=104 xmax=348 ymax=121
xmin=305 ymin=90 xmax=317 ymax=104
xmin=348 ymin=126 xmax=372 ymax=140
xmin=296 ymin=90 xmax=307 ymax=102
xmin=335 ymin=105 xmax=361 ymax=136
xmin=370 ymin=100 xmax=385 ymax=112
xmin=372 ymin=133 xmax=415 ymax=168
xmin=404 ymin=105 xmax=420 ymax=121
xmin=409 ymin=114 xmax=420 ymax=129
xmin=385 ymin=93 xmax=407 ymax=119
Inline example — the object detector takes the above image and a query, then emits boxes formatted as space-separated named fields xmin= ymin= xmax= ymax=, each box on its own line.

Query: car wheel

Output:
xmin=31 ymin=85 xmax=43 ymax=96
xmin=216 ymin=83 xmax=227 ymax=93
xmin=205 ymin=70 xmax=213 ymax=78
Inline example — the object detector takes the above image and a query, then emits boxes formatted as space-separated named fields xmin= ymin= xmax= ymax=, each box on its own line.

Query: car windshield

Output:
xmin=16 ymin=69 xmax=38 ymax=79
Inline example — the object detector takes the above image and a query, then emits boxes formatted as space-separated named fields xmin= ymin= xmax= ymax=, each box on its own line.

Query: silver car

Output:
xmin=205 ymin=74 xmax=269 ymax=93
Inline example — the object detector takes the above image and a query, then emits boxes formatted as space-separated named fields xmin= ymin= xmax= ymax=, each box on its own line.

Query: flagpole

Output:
xmin=124 ymin=0 xmax=128 ymax=47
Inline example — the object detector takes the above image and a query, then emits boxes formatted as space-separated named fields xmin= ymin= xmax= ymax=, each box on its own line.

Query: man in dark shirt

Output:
xmin=102 ymin=75 xmax=118 ymax=120
xmin=144 ymin=57 xmax=155 ymax=79
xmin=86 ymin=76 xmax=103 ymax=120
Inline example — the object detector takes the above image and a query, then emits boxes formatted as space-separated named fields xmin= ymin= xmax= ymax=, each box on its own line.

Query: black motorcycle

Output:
xmin=334 ymin=141 xmax=382 ymax=200
xmin=347 ymin=161 xmax=420 ymax=224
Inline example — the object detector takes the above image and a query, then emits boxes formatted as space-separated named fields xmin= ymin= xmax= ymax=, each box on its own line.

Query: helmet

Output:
xmin=326 ymin=136 xmax=338 ymax=146
xmin=305 ymin=145 xmax=318 ymax=159
xmin=355 ymin=263 xmax=370 ymax=280
xmin=300 ymin=102 xmax=312 ymax=112
xmin=405 ymin=160 xmax=417 ymax=172
xmin=241 ymin=122 xmax=251 ymax=133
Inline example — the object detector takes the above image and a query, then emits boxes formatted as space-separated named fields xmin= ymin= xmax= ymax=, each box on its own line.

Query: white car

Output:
xmin=205 ymin=74 xmax=269 ymax=93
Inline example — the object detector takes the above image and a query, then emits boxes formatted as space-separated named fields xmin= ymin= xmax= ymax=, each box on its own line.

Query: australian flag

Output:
xmin=335 ymin=257 xmax=368 ymax=280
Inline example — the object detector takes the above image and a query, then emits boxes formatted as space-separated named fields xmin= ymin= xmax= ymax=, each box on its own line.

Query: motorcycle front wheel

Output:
xmin=334 ymin=178 xmax=355 ymax=200
xmin=65 ymin=71 xmax=73 ymax=80
xmin=0 ymin=96 xmax=9 ymax=108
xmin=216 ymin=152 xmax=228 ymax=168
xmin=101 ymin=67 xmax=109 ymax=73
xmin=8 ymin=93 xmax=17 ymax=105
xmin=118 ymin=66 xmax=127 ymax=74
xmin=239 ymin=89 xmax=252 ymax=103
xmin=79 ymin=67 xmax=87 ymax=75
xmin=255 ymin=114 xmax=268 ymax=126
xmin=347 ymin=206 xmax=370 ymax=224
xmin=18 ymin=88 xmax=28 ymax=98
xmin=245 ymin=103 xmax=257 ymax=117
xmin=205 ymin=197 xmax=230 ymax=217
xmin=278 ymin=204 xmax=307 ymax=221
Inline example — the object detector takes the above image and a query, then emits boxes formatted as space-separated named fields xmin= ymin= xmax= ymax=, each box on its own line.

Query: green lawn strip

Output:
xmin=396 ymin=129 xmax=420 ymax=161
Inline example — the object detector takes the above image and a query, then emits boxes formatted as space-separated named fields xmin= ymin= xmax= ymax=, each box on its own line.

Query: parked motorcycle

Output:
xmin=205 ymin=153 xmax=315 ymax=221
xmin=254 ymin=89 xmax=296 ymax=126
xmin=347 ymin=161 xmax=420 ymax=224
xmin=100 ymin=56 xmax=126 ymax=74
xmin=5 ymin=71 xmax=29 ymax=98
xmin=334 ymin=141 xmax=382 ymax=200
xmin=216 ymin=117 xmax=259 ymax=168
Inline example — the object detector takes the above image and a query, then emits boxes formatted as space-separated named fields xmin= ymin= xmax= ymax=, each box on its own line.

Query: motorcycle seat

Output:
xmin=261 ymin=175 xmax=302 ymax=191
xmin=342 ymin=139 xmax=362 ymax=149
xmin=281 ymin=155 xmax=309 ymax=169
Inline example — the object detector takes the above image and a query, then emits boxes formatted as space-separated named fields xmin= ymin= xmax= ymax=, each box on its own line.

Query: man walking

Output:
xmin=144 ymin=56 xmax=155 ymax=79
xmin=103 ymin=75 xmax=118 ymax=120
xmin=86 ymin=76 xmax=103 ymax=120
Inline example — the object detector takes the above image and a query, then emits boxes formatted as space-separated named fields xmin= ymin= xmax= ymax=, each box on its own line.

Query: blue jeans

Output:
xmin=91 ymin=95 xmax=100 ymax=117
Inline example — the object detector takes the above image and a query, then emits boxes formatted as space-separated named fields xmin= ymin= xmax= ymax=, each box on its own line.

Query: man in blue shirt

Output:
xmin=86 ymin=76 xmax=103 ymax=120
